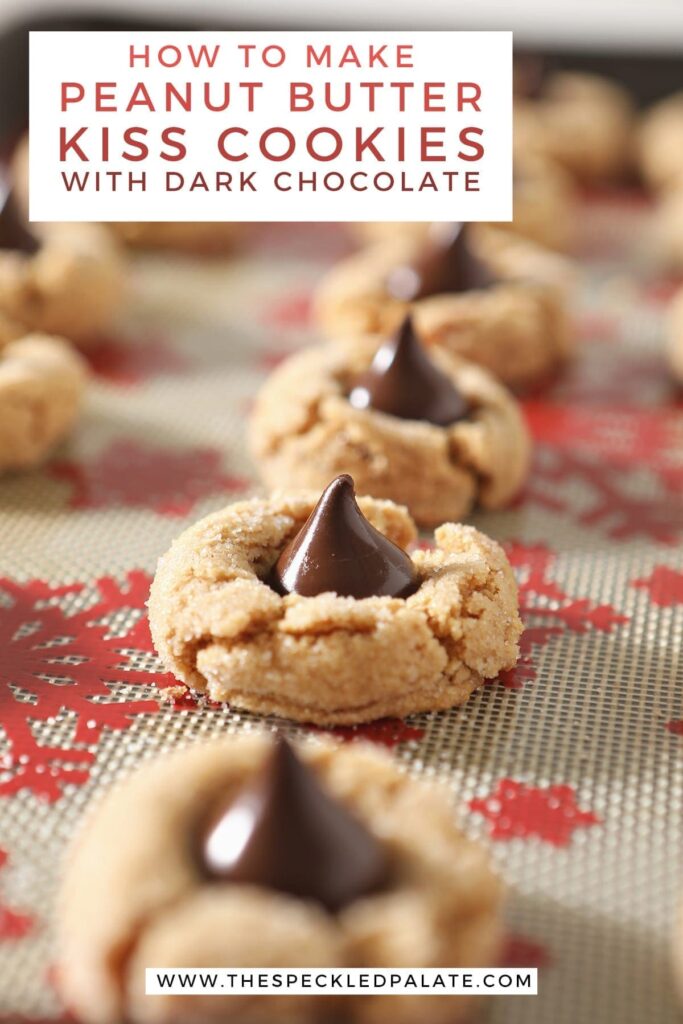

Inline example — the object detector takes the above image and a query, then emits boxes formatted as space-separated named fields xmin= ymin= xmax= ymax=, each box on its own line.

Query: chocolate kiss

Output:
xmin=386 ymin=223 xmax=496 ymax=302
xmin=349 ymin=315 xmax=470 ymax=427
xmin=0 ymin=187 xmax=39 ymax=255
xmin=201 ymin=737 xmax=389 ymax=912
xmin=269 ymin=474 xmax=418 ymax=599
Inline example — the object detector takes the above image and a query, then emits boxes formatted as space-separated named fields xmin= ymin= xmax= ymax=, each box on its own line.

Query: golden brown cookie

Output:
xmin=0 ymin=333 xmax=87 ymax=471
xmin=58 ymin=734 xmax=504 ymax=1024
xmin=148 ymin=488 xmax=522 ymax=724
xmin=314 ymin=225 xmax=573 ymax=391
xmin=249 ymin=333 xmax=531 ymax=526
xmin=667 ymin=288 xmax=683 ymax=385
xmin=638 ymin=93 xmax=683 ymax=194
xmin=514 ymin=71 xmax=634 ymax=183
xmin=109 ymin=221 xmax=245 ymax=254
xmin=0 ymin=221 xmax=125 ymax=348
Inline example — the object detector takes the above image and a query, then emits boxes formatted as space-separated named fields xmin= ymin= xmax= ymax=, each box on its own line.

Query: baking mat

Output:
xmin=0 ymin=198 xmax=681 ymax=1024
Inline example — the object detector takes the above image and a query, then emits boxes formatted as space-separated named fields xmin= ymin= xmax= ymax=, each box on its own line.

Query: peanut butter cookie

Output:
xmin=0 ymin=189 xmax=124 ymax=348
xmin=314 ymin=224 xmax=572 ymax=391
xmin=514 ymin=71 xmax=634 ymax=183
xmin=109 ymin=221 xmax=245 ymax=254
xmin=639 ymin=93 xmax=683 ymax=194
xmin=58 ymin=734 xmax=504 ymax=1024
xmin=249 ymin=321 xmax=531 ymax=526
xmin=148 ymin=475 xmax=522 ymax=724
xmin=0 ymin=333 xmax=87 ymax=471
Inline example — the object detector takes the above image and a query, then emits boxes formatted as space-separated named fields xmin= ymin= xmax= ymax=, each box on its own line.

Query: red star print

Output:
xmin=469 ymin=779 xmax=601 ymax=847
xmin=632 ymin=566 xmax=683 ymax=607
xmin=50 ymin=440 xmax=248 ymax=517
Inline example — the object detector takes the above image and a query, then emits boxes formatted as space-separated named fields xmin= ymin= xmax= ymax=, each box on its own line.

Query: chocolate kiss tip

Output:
xmin=349 ymin=315 xmax=470 ymax=428
xmin=269 ymin=474 xmax=419 ymax=600
xmin=387 ymin=221 xmax=495 ymax=302
xmin=200 ymin=736 xmax=389 ymax=912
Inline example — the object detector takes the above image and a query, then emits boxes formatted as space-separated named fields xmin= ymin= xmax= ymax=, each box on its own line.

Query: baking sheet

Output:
xmin=0 ymin=198 xmax=682 ymax=1023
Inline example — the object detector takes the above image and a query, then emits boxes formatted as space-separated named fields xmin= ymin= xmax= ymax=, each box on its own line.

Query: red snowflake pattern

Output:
xmin=523 ymin=447 xmax=683 ymax=545
xmin=50 ymin=440 xmax=248 ymax=517
xmin=0 ymin=571 xmax=174 ymax=801
xmin=524 ymin=403 xmax=680 ymax=465
xmin=84 ymin=336 xmax=190 ymax=386
xmin=632 ymin=566 xmax=683 ymax=607
xmin=0 ymin=850 xmax=34 ymax=941
xmin=469 ymin=779 xmax=601 ymax=847
xmin=498 ymin=543 xmax=628 ymax=689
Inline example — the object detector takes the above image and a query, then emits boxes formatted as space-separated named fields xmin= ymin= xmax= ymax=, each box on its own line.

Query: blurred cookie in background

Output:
xmin=514 ymin=70 xmax=635 ymax=184
xmin=0 ymin=183 xmax=124 ymax=347
xmin=108 ymin=220 xmax=246 ymax=255
xmin=315 ymin=222 xmax=574 ymax=391
xmin=638 ymin=93 xmax=683 ymax=195
xmin=0 ymin=333 xmax=87 ymax=472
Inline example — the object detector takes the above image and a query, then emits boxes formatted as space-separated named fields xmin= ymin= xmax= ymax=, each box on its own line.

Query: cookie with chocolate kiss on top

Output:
xmin=314 ymin=222 xmax=574 ymax=392
xmin=58 ymin=733 xmax=504 ymax=1024
xmin=148 ymin=473 xmax=523 ymax=724
xmin=249 ymin=317 xmax=531 ymax=527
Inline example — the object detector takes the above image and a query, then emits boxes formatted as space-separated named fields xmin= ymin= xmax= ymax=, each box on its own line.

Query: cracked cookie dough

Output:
xmin=514 ymin=71 xmax=634 ymax=183
xmin=638 ymin=93 xmax=683 ymax=194
xmin=667 ymin=288 xmax=683 ymax=385
xmin=0 ymin=333 xmax=87 ymax=471
xmin=58 ymin=734 xmax=504 ymax=1024
xmin=148 ymin=479 xmax=522 ymax=724
xmin=314 ymin=224 xmax=573 ymax=391
xmin=249 ymin=329 xmax=531 ymax=526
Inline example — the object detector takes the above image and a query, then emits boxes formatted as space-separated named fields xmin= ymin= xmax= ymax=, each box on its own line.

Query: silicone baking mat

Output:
xmin=0 ymin=197 xmax=682 ymax=1024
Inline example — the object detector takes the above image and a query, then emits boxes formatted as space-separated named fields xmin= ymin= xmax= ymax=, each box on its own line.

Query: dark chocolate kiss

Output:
xmin=269 ymin=474 xmax=419 ymax=600
xmin=0 ymin=187 xmax=40 ymax=255
xmin=201 ymin=737 xmax=389 ymax=912
xmin=386 ymin=223 xmax=496 ymax=302
xmin=349 ymin=315 xmax=470 ymax=427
